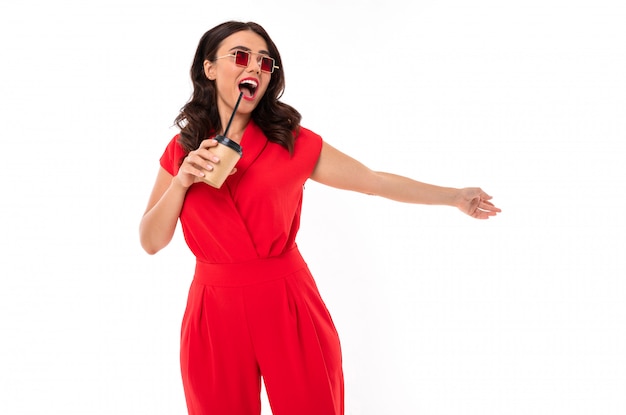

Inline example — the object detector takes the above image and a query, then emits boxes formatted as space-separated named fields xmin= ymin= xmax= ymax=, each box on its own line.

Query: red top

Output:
xmin=160 ymin=120 xmax=323 ymax=263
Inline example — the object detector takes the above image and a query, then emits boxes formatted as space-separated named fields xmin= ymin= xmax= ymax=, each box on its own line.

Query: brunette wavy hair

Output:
xmin=174 ymin=21 xmax=301 ymax=158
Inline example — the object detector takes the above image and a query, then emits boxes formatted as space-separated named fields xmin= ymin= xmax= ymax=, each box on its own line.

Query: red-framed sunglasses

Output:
xmin=215 ymin=50 xmax=279 ymax=74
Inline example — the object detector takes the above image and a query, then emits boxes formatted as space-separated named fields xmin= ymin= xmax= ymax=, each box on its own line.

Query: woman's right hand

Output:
xmin=175 ymin=138 xmax=221 ymax=188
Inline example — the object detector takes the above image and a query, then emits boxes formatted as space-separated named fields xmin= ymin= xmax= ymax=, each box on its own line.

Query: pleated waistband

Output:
xmin=194 ymin=247 xmax=308 ymax=287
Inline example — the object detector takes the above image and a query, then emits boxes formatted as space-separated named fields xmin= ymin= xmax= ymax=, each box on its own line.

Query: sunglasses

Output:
xmin=215 ymin=50 xmax=279 ymax=74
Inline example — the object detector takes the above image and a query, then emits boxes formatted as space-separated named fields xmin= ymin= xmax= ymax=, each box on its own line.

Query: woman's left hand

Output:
xmin=455 ymin=188 xmax=501 ymax=219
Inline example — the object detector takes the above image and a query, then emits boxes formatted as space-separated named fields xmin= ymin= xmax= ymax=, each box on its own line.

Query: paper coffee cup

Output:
xmin=201 ymin=135 xmax=243 ymax=189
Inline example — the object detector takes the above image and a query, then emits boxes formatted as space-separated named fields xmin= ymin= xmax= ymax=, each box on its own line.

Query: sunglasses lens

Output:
xmin=234 ymin=51 xmax=249 ymax=67
xmin=231 ymin=51 xmax=274 ymax=73
xmin=261 ymin=57 xmax=274 ymax=73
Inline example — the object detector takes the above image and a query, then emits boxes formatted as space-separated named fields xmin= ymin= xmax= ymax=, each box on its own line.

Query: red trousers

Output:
xmin=180 ymin=248 xmax=344 ymax=415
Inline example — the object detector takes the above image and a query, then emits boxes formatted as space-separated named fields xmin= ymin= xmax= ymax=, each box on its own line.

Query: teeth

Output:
xmin=240 ymin=79 xmax=258 ymax=87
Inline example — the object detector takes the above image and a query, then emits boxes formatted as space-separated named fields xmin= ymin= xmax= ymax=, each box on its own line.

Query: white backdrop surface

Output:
xmin=1 ymin=1 xmax=624 ymax=414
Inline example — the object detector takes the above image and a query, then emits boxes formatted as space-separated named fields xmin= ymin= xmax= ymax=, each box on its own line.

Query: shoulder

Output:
xmin=294 ymin=126 xmax=323 ymax=155
xmin=296 ymin=126 xmax=322 ymax=140
xmin=290 ymin=126 xmax=323 ymax=177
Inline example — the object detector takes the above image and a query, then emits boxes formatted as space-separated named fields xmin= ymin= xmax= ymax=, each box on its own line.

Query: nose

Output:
xmin=247 ymin=55 xmax=261 ymax=73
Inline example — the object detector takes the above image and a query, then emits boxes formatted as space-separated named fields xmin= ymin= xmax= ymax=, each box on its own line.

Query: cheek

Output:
xmin=215 ymin=70 xmax=237 ymax=88
xmin=259 ymin=84 xmax=270 ymax=97
xmin=260 ymin=77 xmax=273 ymax=96
xmin=217 ymin=64 xmax=240 ymax=81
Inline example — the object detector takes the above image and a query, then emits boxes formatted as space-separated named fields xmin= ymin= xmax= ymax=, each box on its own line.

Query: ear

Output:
xmin=204 ymin=59 xmax=216 ymax=80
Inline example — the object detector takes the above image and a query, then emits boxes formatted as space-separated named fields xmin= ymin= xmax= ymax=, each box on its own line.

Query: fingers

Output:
xmin=199 ymin=138 xmax=219 ymax=149
xmin=458 ymin=187 xmax=500 ymax=219
xmin=476 ymin=188 xmax=494 ymax=201
xmin=478 ymin=200 xmax=500 ymax=211
xmin=472 ymin=207 xmax=494 ymax=219
xmin=197 ymin=139 xmax=221 ymax=163
xmin=473 ymin=199 xmax=501 ymax=219
xmin=179 ymin=155 xmax=207 ymax=181
xmin=186 ymin=139 xmax=221 ymax=172
xmin=186 ymin=152 xmax=214 ymax=172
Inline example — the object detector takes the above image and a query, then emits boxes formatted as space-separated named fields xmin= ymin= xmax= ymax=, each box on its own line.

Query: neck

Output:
xmin=220 ymin=114 xmax=250 ymax=143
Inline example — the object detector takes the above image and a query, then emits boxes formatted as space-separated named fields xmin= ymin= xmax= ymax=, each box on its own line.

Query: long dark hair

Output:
xmin=174 ymin=21 xmax=301 ymax=157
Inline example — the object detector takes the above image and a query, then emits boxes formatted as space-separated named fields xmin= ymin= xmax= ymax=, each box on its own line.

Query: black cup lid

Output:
xmin=214 ymin=135 xmax=243 ymax=156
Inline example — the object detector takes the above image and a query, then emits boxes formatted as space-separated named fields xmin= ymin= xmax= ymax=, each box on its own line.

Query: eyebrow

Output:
xmin=228 ymin=46 xmax=271 ymax=55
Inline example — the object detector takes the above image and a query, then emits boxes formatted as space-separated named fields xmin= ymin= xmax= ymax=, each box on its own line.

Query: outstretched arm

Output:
xmin=309 ymin=141 xmax=500 ymax=219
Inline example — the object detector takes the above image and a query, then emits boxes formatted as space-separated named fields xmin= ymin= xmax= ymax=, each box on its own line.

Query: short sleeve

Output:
xmin=294 ymin=127 xmax=323 ymax=179
xmin=159 ymin=135 xmax=185 ymax=176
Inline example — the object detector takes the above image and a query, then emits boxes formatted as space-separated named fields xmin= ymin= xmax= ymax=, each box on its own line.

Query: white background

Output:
xmin=1 ymin=1 xmax=624 ymax=414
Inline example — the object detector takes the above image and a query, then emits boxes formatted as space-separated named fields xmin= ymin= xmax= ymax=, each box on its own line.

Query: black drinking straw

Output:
xmin=223 ymin=92 xmax=244 ymax=137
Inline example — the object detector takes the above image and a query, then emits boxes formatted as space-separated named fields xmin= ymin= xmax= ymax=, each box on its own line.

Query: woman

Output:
xmin=140 ymin=20 xmax=500 ymax=415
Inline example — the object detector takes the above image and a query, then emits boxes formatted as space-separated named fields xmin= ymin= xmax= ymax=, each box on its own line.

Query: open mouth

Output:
xmin=238 ymin=78 xmax=258 ymax=99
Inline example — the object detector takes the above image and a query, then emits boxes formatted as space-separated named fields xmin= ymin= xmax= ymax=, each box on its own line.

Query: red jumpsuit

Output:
xmin=159 ymin=121 xmax=344 ymax=415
